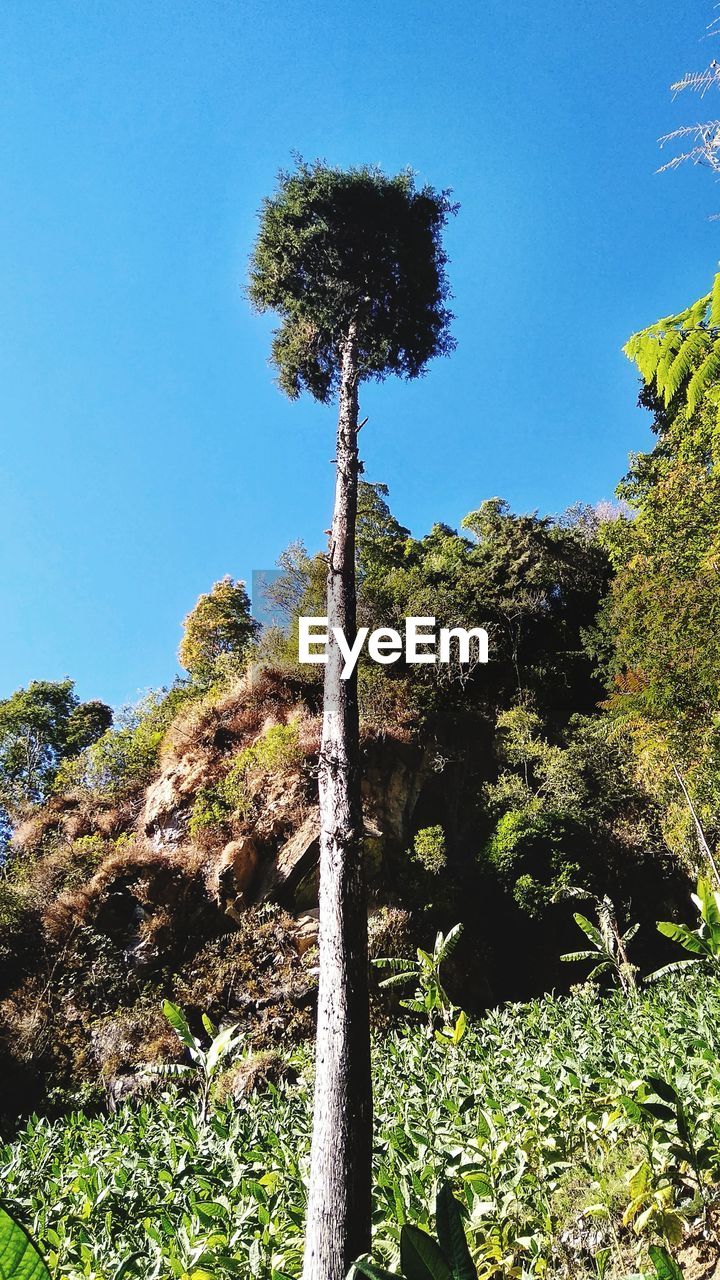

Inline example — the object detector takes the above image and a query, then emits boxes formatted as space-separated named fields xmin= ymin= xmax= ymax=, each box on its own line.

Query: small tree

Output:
xmin=249 ymin=160 xmax=456 ymax=1280
xmin=179 ymin=576 xmax=257 ymax=686
xmin=559 ymin=891 xmax=639 ymax=997
xmin=0 ymin=679 xmax=111 ymax=820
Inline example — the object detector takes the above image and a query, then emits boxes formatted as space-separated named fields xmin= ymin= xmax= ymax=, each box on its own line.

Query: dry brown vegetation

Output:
xmin=0 ymin=662 xmax=429 ymax=1122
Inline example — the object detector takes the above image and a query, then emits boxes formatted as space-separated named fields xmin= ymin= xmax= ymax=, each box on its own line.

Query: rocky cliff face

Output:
xmin=0 ymin=669 xmax=431 ymax=1119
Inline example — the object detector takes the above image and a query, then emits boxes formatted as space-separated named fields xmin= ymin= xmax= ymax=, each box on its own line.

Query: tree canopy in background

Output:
xmin=0 ymin=680 xmax=111 ymax=825
xmin=179 ymin=577 xmax=258 ymax=687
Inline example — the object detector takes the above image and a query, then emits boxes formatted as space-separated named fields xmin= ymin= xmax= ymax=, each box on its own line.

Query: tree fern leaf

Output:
xmin=661 ymin=329 xmax=711 ymax=404
xmin=687 ymin=340 xmax=720 ymax=413
xmin=708 ymin=271 xmax=720 ymax=327
xmin=655 ymin=331 xmax=685 ymax=387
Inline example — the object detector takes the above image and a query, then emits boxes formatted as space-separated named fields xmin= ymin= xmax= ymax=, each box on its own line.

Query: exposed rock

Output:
xmin=106 ymin=1071 xmax=153 ymax=1114
xmin=291 ymin=909 xmax=319 ymax=956
xmin=362 ymin=740 xmax=431 ymax=844
xmin=214 ymin=1050 xmax=298 ymax=1102
xmin=261 ymin=811 xmax=321 ymax=903
xmin=216 ymin=835 xmax=260 ymax=916
xmin=141 ymin=750 xmax=209 ymax=848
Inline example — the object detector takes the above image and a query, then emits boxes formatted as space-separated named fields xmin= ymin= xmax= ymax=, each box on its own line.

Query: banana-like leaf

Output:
xmin=378 ymin=972 xmax=416 ymax=990
xmin=162 ymin=1000 xmax=198 ymax=1053
xmin=0 ymin=1204 xmax=51 ymax=1280
xmin=560 ymin=950 xmax=598 ymax=964
xmin=373 ymin=956 xmax=414 ymax=972
xmin=647 ymin=1245 xmax=684 ymax=1280
xmin=435 ymin=924 xmax=464 ymax=964
xmin=400 ymin=1225 xmax=453 ymax=1280
xmin=657 ymin=923 xmax=707 ymax=955
xmin=572 ymin=913 xmax=602 ymax=948
xmin=349 ymin=1257 xmax=397 ymax=1280
xmin=646 ymin=958 xmax=699 ymax=983
xmin=435 ymin=1183 xmax=476 ymax=1280
xmin=205 ymin=1026 xmax=241 ymax=1076
xmin=144 ymin=1062 xmax=194 ymax=1078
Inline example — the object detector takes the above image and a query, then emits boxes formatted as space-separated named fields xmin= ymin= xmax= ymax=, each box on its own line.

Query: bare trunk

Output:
xmin=302 ymin=324 xmax=372 ymax=1280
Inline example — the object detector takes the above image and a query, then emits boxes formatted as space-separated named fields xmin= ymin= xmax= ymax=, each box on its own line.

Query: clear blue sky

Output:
xmin=1 ymin=0 xmax=717 ymax=708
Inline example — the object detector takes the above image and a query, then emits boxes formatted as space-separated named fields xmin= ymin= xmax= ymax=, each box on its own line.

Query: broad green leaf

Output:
xmin=0 ymin=1205 xmax=51 ymax=1280
xmin=573 ymin=913 xmax=602 ymax=947
xmin=560 ymin=951 xmax=597 ymax=964
xmin=205 ymin=1026 xmax=241 ymax=1075
xmin=645 ymin=1076 xmax=677 ymax=1105
xmin=657 ymin=922 xmax=706 ymax=955
xmin=647 ymin=1245 xmax=684 ymax=1280
xmin=400 ymin=1226 xmax=452 ymax=1280
xmin=435 ymin=1183 xmax=476 ymax=1280
xmin=162 ymin=1000 xmax=197 ymax=1052
xmin=349 ymin=1258 xmax=397 ymax=1280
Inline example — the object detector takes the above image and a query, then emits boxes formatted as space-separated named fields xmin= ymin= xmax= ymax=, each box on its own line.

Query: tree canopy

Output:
xmin=0 ymin=680 xmax=111 ymax=822
xmin=179 ymin=577 xmax=258 ymax=687
xmin=248 ymin=160 xmax=456 ymax=402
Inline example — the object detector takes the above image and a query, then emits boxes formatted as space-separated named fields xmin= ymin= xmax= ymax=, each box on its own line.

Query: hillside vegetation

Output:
xmin=2 ymin=372 xmax=720 ymax=1276
xmin=0 ymin=460 xmax=699 ymax=1121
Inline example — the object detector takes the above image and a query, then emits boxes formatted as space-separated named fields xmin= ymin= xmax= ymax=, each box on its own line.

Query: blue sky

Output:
xmin=1 ymin=0 xmax=717 ymax=708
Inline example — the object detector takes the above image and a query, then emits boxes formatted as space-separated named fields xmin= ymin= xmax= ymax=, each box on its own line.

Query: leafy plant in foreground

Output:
xmin=0 ymin=1203 xmax=50 ymax=1280
xmin=653 ymin=878 xmax=720 ymax=979
xmin=149 ymin=1000 xmax=242 ymax=1121
xmin=373 ymin=924 xmax=464 ymax=1036
xmin=352 ymin=1179 xmax=476 ymax=1280
xmin=627 ymin=1245 xmax=685 ymax=1280
xmin=560 ymin=893 xmax=639 ymax=995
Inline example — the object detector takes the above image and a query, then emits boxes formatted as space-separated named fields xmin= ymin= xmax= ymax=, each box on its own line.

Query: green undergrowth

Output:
xmin=2 ymin=972 xmax=720 ymax=1280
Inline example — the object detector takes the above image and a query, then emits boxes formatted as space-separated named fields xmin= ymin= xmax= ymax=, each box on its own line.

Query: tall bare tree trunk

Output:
xmin=302 ymin=323 xmax=372 ymax=1280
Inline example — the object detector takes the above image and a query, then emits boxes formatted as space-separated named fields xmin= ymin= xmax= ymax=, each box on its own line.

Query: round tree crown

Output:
xmin=248 ymin=160 xmax=456 ymax=402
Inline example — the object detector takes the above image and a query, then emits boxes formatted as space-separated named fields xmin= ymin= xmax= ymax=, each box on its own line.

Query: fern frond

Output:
xmin=654 ymin=331 xmax=685 ymax=388
xmin=709 ymin=272 xmax=720 ymax=327
xmin=687 ymin=340 xmax=720 ymax=413
xmin=662 ymin=328 xmax=712 ymax=404
xmin=670 ymin=68 xmax=720 ymax=97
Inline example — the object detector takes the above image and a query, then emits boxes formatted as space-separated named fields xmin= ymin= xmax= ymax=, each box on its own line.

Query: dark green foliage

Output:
xmin=253 ymin=483 xmax=679 ymax=996
xmin=357 ymin=481 xmax=411 ymax=585
xmin=248 ymin=160 xmax=456 ymax=401
xmin=435 ymin=1182 xmax=476 ymax=1280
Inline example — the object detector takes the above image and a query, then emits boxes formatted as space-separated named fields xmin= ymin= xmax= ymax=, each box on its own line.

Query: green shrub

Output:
xmin=411 ymin=825 xmax=447 ymax=876
xmin=0 ymin=879 xmax=33 ymax=960
xmin=189 ymin=723 xmax=301 ymax=841
xmin=235 ymin=721 xmax=302 ymax=776
xmin=54 ymin=686 xmax=199 ymax=801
